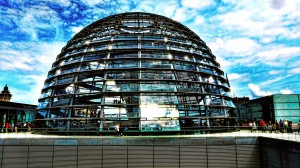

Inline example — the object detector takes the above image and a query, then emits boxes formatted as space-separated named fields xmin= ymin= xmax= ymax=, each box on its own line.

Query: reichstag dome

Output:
xmin=37 ymin=12 xmax=235 ymax=134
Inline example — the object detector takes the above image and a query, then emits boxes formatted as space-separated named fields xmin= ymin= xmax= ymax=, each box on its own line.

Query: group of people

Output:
xmin=248 ymin=119 xmax=300 ymax=133
xmin=2 ymin=122 xmax=32 ymax=133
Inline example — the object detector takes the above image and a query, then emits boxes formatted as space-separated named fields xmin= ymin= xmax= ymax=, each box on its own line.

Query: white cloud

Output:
xmin=262 ymin=60 xmax=285 ymax=67
xmin=173 ymin=7 xmax=197 ymax=22
xmin=260 ymin=37 xmax=275 ymax=44
xmin=49 ymin=0 xmax=72 ymax=7
xmin=288 ymin=60 xmax=300 ymax=68
xmin=260 ymin=76 xmax=289 ymax=87
xmin=133 ymin=0 xmax=180 ymax=18
xmin=3 ymin=43 xmax=66 ymax=104
xmin=257 ymin=46 xmax=300 ymax=60
xmin=80 ymin=0 xmax=104 ymax=6
xmin=268 ymin=70 xmax=283 ymax=75
xmin=210 ymin=39 xmax=300 ymax=69
xmin=10 ymin=75 xmax=46 ymax=105
xmin=163 ymin=5 xmax=177 ymax=18
xmin=211 ymin=0 xmax=300 ymax=40
xmin=181 ymin=0 xmax=216 ymax=9
xmin=0 ymin=41 xmax=64 ymax=72
xmin=288 ymin=67 xmax=300 ymax=74
xmin=214 ymin=55 xmax=232 ymax=71
xmin=227 ymin=73 xmax=250 ymax=82
xmin=0 ymin=41 xmax=65 ymax=104
xmin=172 ymin=8 xmax=187 ymax=22
xmin=280 ymin=89 xmax=293 ymax=94
xmin=194 ymin=15 xmax=205 ymax=25
xmin=17 ymin=5 xmax=63 ymax=41
xmin=286 ymin=27 xmax=300 ymax=39
xmin=209 ymin=37 xmax=260 ymax=57
xmin=71 ymin=26 xmax=84 ymax=34
xmin=248 ymin=83 xmax=272 ymax=97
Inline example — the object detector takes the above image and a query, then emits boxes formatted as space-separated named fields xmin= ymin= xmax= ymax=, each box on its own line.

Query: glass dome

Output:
xmin=37 ymin=12 xmax=235 ymax=134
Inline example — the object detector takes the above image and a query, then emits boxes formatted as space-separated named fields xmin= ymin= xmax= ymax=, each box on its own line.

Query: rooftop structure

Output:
xmin=0 ymin=85 xmax=37 ymax=125
xmin=233 ymin=94 xmax=300 ymax=125
xmin=0 ymin=85 xmax=12 ymax=102
xmin=37 ymin=12 xmax=235 ymax=134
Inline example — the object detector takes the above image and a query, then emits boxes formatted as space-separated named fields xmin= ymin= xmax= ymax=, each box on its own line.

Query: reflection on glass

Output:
xmin=140 ymin=104 xmax=180 ymax=131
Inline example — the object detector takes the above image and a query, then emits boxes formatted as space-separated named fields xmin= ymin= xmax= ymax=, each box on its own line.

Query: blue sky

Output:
xmin=1 ymin=0 xmax=300 ymax=105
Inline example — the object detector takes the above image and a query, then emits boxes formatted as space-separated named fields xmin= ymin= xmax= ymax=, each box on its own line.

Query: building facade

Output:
xmin=232 ymin=97 xmax=251 ymax=122
xmin=0 ymin=101 xmax=37 ymax=125
xmin=0 ymin=85 xmax=37 ymax=125
xmin=233 ymin=94 xmax=300 ymax=124
xmin=37 ymin=12 xmax=235 ymax=134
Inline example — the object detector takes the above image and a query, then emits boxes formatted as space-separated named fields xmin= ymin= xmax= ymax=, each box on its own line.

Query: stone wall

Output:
xmin=0 ymin=137 xmax=260 ymax=168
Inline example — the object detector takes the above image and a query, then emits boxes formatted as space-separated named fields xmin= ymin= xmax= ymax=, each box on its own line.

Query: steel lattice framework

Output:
xmin=37 ymin=12 xmax=235 ymax=134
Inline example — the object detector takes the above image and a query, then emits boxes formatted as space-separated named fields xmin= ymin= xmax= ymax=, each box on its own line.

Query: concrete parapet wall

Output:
xmin=260 ymin=137 xmax=300 ymax=168
xmin=0 ymin=137 xmax=260 ymax=168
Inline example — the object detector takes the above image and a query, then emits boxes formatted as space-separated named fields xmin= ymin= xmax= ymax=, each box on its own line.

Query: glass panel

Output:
xmin=177 ymin=96 xmax=198 ymax=104
xmin=209 ymin=108 xmax=225 ymax=117
xmin=104 ymin=96 xmax=126 ymax=104
xmin=92 ymin=36 xmax=110 ymax=41
xmin=43 ymin=80 xmax=55 ymax=88
xmin=141 ymin=95 xmax=178 ymax=104
xmin=141 ymin=34 xmax=163 ymax=39
xmin=80 ymin=62 xmax=105 ymax=71
xmin=141 ymin=60 xmax=172 ymax=68
xmin=198 ymin=67 xmax=215 ymax=75
xmin=274 ymin=103 xmax=300 ymax=109
xmin=57 ymin=76 xmax=74 ymax=84
xmin=83 ymin=54 xmax=107 ymax=61
xmin=169 ymin=43 xmax=190 ymax=52
xmin=92 ymin=35 xmax=110 ymax=42
xmin=113 ymin=41 xmax=138 ymax=49
xmin=69 ymin=107 xmax=101 ymax=131
xmin=106 ymin=82 xmax=139 ymax=92
xmin=94 ymin=44 xmax=108 ymax=51
xmin=103 ymin=106 xmax=128 ymax=120
xmin=37 ymin=99 xmax=51 ymax=109
xmin=141 ymin=83 xmax=176 ymax=92
xmin=175 ymin=71 xmax=198 ymax=81
xmin=274 ymin=95 xmax=299 ymax=102
xmin=141 ymin=52 xmax=170 ymax=59
xmin=141 ymin=41 xmax=167 ymax=49
xmin=107 ymin=71 xmax=138 ymax=79
xmin=53 ymin=86 xmax=67 ymax=96
xmin=141 ymin=70 xmax=174 ymax=80
xmin=173 ymin=54 xmax=194 ymax=62
xmin=110 ymin=52 xmax=138 ymax=58
xmin=114 ymin=34 xmax=138 ymax=41
xmin=174 ymin=62 xmax=196 ymax=71
xmin=78 ymin=73 xmax=104 ymax=82
xmin=49 ymin=108 xmax=68 ymax=119
xmin=73 ymin=94 xmax=102 ymax=105
xmin=61 ymin=66 xmax=78 ymax=74
xmin=140 ymin=104 xmax=180 ymax=131
xmin=108 ymin=60 xmax=138 ymax=69
xmin=76 ymin=82 xmax=103 ymax=93
xmin=210 ymin=98 xmax=223 ymax=105
xmin=52 ymin=97 xmax=71 ymax=106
